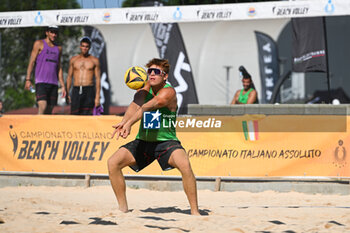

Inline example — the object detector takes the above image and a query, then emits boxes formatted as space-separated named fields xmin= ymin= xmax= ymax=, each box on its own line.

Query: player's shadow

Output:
xmin=139 ymin=216 xmax=176 ymax=221
xmin=60 ymin=220 xmax=80 ymax=225
xmin=140 ymin=206 xmax=210 ymax=215
xmin=88 ymin=217 xmax=117 ymax=225
xmin=144 ymin=224 xmax=190 ymax=232
xmin=35 ymin=211 xmax=50 ymax=215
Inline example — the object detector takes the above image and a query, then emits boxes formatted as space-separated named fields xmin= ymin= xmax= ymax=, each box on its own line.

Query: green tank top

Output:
xmin=136 ymin=83 xmax=178 ymax=142
xmin=238 ymin=88 xmax=254 ymax=104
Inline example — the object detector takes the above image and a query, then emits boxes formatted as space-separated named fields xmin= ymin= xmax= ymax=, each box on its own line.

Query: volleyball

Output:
xmin=124 ymin=66 xmax=148 ymax=90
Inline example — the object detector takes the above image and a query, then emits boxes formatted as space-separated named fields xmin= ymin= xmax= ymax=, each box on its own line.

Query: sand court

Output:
xmin=1 ymin=185 xmax=350 ymax=232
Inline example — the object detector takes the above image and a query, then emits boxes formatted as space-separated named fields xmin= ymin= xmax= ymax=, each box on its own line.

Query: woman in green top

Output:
xmin=231 ymin=67 xmax=258 ymax=104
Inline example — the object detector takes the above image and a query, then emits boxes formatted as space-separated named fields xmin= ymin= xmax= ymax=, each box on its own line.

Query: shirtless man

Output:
xmin=66 ymin=37 xmax=101 ymax=115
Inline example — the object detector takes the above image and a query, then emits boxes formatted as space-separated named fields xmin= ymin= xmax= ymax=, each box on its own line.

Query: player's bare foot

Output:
xmin=191 ymin=210 xmax=201 ymax=216
xmin=119 ymin=205 xmax=129 ymax=213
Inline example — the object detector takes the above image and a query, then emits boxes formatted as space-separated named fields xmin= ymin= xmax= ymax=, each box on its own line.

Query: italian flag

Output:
xmin=242 ymin=120 xmax=259 ymax=141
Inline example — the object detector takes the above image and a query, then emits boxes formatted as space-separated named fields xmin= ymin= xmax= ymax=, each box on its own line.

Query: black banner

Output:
xmin=83 ymin=26 xmax=111 ymax=115
xmin=292 ymin=17 xmax=327 ymax=73
xmin=150 ymin=23 xmax=198 ymax=114
xmin=255 ymin=31 xmax=280 ymax=103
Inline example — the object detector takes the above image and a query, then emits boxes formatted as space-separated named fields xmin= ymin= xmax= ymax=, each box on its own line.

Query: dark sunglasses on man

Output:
xmin=49 ymin=30 xmax=58 ymax=34
xmin=147 ymin=68 xmax=166 ymax=75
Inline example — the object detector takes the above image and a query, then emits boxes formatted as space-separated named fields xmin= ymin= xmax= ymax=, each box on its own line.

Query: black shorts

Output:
xmin=35 ymin=83 xmax=58 ymax=106
xmin=71 ymin=86 xmax=95 ymax=115
xmin=121 ymin=139 xmax=185 ymax=172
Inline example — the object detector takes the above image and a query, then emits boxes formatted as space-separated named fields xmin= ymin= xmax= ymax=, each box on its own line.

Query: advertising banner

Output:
xmin=0 ymin=114 xmax=348 ymax=177
xmin=150 ymin=22 xmax=198 ymax=114
xmin=255 ymin=31 xmax=280 ymax=103
xmin=0 ymin=1 xmax=345 ymax=27
xmin=292 ymin=17 xmax=327 ymax=73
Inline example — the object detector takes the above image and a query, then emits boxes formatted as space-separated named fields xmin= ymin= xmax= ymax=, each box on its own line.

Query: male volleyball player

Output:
xmin=25 ymin=25 xmax=66 ymax=114
xmin=66 ymin=37 xmax=101 ymax=115
xmin=108 ymin=58 xmax=200 ymax=215
xmin=231 ymin=66 xmax=257 ymax=104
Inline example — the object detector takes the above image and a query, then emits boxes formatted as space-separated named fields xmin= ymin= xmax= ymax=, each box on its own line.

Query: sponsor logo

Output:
xmin=293 ymin=50 xmax=325 ymax=64
xmin=34 ymin=11 xmax=43 ymax=25
xmin=196 ymin=9 xmax=232 ymax=20
xmin=143 ymin=110 xmax=161 ymax=129
xmin=173 ymin=7 xmax=182 ymax=20
xmin=272 ymin=5 xmax=309 ymax=16
xmin=172 ymin=117 xmax=222 ymax=129
xmin=57 ymin=14 xmax=89 ymax=24
xmin=103 ymin=12 xmax=111 ymax=22
xmin=143 ymin=110 xmax=222 ymax=130
xmin=9 ymin=125 xmax=18 ymax=155
xmin=242 ymin=120 xmax=259 ymax=141
xmin=247 ymin=7 xmax=256 ymax=17
xmin=125 ymin=11 xmax=159 ymax=22
xmin=257 ymin=36 xmax=276 ymax=101
xmin=8 ymin=125 xmax=111 ymax=161
xmin=325 ymin=0 xmax=335 ymax=14
xmin=0 ymin=16 xmax=22 ymax=26
xmin=333 ymin=139 xmax=347 ymax=168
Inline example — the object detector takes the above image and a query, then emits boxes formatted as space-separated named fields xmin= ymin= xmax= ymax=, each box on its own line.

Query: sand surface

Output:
xmin=0 ymin=185 xmax=350 ymax=232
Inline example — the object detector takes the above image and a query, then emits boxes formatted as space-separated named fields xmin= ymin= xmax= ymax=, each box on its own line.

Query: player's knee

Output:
xmin=107 ymin=151 xmax=129 ymax=171
xmin=176 ymin=160 xmax=193 ymax=174
xmin=107 ymin=154 xmax=120 ymax=171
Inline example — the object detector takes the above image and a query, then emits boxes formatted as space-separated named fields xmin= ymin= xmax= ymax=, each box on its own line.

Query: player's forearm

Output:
xmin=66 ymin=73 xmax=73 ymax=92
xmin=26 ymin=61 xmax=35 ymax=80
xmin=59 ymin=79 xmax=65 ymax=89
xmin=124 ymin=107 xmax=144 ymax=128
xmin=95 ymin=79 xmax=101 ymax=99
xmin=122 ymin=103 xmax=140 ymax=124
xmin=125 ymin=101 xmax=157 ymax=127
xmin=125 ymin=100 xmax=158 ymax=126
xmin=66 ymin=81 xmax=71 ymax=92
xmin=58 ymin=68 xmax=65 ymax=88
xmin=141 ymin=96 xmax=165 ymax=112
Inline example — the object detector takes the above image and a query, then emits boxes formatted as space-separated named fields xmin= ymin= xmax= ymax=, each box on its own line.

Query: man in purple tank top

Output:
xmin=25 ymin=25 xmax=66 ymax=114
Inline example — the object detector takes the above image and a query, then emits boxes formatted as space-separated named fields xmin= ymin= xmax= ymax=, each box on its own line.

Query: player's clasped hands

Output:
xmin=112 ymin=122 xmax=131 ymax=140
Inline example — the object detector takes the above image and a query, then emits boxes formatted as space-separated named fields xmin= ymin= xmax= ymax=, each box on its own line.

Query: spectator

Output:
xmin=66 ymin=37 xmax=101 ymax=115
xmin=231 ymin=66 xmax=258 ymax=104
xmin=25 ymin=25 xmax=66 ymax=114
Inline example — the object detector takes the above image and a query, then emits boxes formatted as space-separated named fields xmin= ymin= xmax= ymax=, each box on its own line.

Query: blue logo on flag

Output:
xmin=143 ymin=110 xmax=161 ymax=129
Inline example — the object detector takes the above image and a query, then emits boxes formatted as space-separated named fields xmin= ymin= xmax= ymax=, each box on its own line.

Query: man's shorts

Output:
xmin=35 ymin=83 xmax=58 ymax=106
xmin=71 ymin=86 xmax=95 ymax=115
xmin=121 ymin=139 xmax=185 ymax=172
